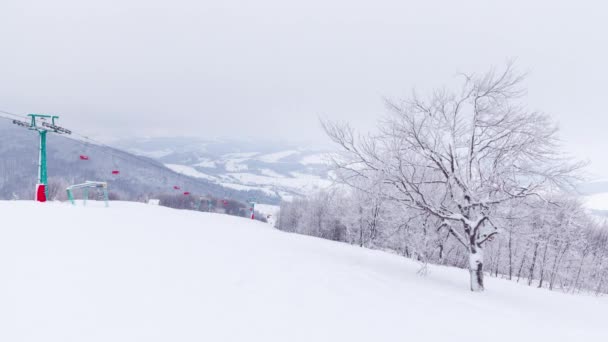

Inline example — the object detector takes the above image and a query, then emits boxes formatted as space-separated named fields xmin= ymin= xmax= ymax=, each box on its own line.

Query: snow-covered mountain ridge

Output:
xmin=116 ymin=137 xmax=333 ymax=200
xmin=578 ymin=179 xmax=608 ymax=223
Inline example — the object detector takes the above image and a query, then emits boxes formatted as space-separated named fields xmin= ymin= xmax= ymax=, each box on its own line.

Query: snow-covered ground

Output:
xmin=164 ymin=163 xmax=332 ymax=199
xmin=165 ymin=163 xmax=218 ymax=181
xmin=1 ymin=200 xmax=607 ymax=341
xmin=254 ymin=203 xmax=280 ymax=226
xmin=256 ymin=150 xmax=299 ymax=163
xmin=227 ymin=171 xmax=332 ymax=192
xmin=299 ymin=152 xmax=330 ymax=165
xmin=219 ymin=182 xmax=278 ymax=197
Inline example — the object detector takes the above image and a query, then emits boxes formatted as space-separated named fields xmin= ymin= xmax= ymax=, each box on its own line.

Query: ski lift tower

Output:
xmin=248 ymin=198 xmax=257 ymax=220
xmin=12 ymin=114 xmax=72 ymax=202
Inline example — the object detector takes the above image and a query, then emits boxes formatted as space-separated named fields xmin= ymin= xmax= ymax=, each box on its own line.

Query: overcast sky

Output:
xmin=1 ymin=0 xmax=606 ymax=176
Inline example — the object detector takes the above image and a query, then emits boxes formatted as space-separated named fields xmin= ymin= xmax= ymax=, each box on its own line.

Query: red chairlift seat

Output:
xmin=173 ymin=186 xmax=180 ymax=190
xmin=183 ymin=191 xmax=190 ymax=195
xmin=111 ymin=170 xmax=120 ymax=175
xmin=79 ymin=155 xmax=89 ymax=160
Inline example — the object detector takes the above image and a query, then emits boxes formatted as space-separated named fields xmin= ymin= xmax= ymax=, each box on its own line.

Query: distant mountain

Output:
xmin=114 ymin=137 xmax=334 ymax=200
xmin=0 ymin=120 xmax=278 ymax=204
xmin=578 ymin=179 xmax=608 ymax=195
xmin=577 ymin=179 xmax=608 ymax=223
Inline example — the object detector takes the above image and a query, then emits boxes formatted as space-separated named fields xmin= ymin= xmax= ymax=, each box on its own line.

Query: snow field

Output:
xmin=0 ymin=201 xmax=606 ymax=341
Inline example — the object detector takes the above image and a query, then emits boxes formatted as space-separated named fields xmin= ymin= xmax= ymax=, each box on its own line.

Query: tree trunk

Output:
xmin=469 ymin=249 xmax=484 ymax=292
xmin=595 ymin=275 xmax=605 ymax=296
xmin=538 ymin=242 xmax=550 ymax=289
xmin=573 ymin=253 xmax=591 ymax=293
xmin=494 ymin=240 xmax=501 ymax=277
xmin=454 ymin=248 xmax=461 ymax=265
xmin=517 ymin=248 xmax=529 ymax=283
xmin=593 ymin=257 xmax=604 ymax=295
xmin=508 ymin=230 xmax=513 ymax=280
xmin=528 ymin=243 xmax=539 ymax=286
xmin=549 ymin=244 xmax=569 ymax=291
xmin=358 ymin=206 xmax=364 ymax=247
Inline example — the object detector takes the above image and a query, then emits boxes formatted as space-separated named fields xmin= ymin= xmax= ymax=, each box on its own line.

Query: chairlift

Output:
xmin=110 ymin=154 xmax=120 ymax=176
xmin=80 ymin=141 xmax=91 ymax=161
xmin=183 ymin=191 xmax=190 ymax=195
xmin=173 ymin=185 xmax=180 ymax=190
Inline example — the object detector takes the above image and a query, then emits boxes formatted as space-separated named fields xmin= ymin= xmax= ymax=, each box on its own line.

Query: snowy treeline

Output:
xmin=278 ymin=64 xmax=607 ymax=293
xmin=278 ymin=191 xmax=608 ymax=294
xmin=158 ymin=193 xmax=268 ymax=222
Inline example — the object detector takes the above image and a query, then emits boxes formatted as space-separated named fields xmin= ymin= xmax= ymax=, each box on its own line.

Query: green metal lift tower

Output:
xmin=12 ymin=114 xmax=72 ymax=202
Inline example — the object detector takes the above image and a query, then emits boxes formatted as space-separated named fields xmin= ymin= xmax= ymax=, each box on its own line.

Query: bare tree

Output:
xmin=324 ymin=63 xmax=582 ymax=291
xmin=47 ymin=177 xmax=69 ymax=201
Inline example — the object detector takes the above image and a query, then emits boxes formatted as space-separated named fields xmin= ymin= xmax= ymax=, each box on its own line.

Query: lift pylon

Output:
xmin=12 ymin=114 xmax=72 ymax=202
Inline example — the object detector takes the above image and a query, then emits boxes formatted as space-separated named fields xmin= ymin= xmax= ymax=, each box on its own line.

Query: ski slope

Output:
xmin=1 ymin=201 xmax=606 ymax=341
